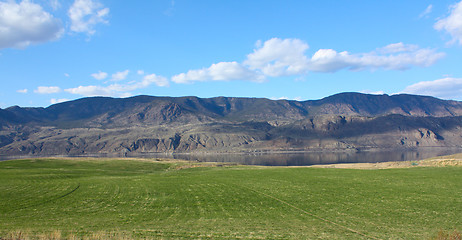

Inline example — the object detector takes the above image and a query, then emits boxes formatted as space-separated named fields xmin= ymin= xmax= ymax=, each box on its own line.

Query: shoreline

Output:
xmin=2 ymin=146 xmax=461 ymax=159
xmin=2 ymin=153 xmax=462 ymax=170
xmin=308 ymin=153 xmax=462 ymax=169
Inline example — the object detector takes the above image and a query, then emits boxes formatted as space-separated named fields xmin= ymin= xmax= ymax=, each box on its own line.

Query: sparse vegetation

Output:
xmin=0 ymin=158 xmax=461 ymax=239
xmin=433 ymin=229 xmax=461 ymax=240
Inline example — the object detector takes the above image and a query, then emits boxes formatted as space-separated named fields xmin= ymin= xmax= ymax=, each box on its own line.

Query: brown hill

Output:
xmin=1 ymin=92 xmax=462 ymax=156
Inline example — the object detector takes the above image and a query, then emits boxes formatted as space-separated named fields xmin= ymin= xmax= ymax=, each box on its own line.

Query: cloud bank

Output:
xmin=307 ymin=44 xmax=444 ymax=72
xmin=173 ymin=38 xmax=445 ymax=83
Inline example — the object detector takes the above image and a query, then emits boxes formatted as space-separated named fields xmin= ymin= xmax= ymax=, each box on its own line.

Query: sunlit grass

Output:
xmin=0 ymin=158 xmax=460 ymax=239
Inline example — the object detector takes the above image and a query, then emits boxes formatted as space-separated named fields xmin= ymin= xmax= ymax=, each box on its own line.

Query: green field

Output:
xmin=0 ymin=158 xmax=461 ymax=239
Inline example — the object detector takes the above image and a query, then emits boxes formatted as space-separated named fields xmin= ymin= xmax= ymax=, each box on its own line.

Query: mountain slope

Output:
xmin=304 ymin=92 xmax=462 ymax=117
xmin=2 ymin=92 xmax=462 ymax=156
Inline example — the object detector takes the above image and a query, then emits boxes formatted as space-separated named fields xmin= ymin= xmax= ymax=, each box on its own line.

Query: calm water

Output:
xmin=3 ymin=148 xmax=459 ymax=166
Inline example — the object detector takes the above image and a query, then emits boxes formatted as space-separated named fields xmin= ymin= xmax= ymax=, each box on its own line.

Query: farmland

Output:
xmin=0 ymin=158 xmax=461 ymax=239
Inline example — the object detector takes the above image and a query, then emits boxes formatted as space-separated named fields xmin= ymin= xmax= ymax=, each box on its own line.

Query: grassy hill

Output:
xmin=0 ymin=158 xmax=461 ymax=239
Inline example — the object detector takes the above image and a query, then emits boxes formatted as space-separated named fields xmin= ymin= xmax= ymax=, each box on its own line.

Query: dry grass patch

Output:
xmin=310 ymin=153 xmax=462 ymax=169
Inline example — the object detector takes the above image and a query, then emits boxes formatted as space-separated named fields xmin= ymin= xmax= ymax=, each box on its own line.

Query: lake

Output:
xmin=1 ymin=147 xmax=462 ymax=166
xmin=163 ymin=148 xmax=462 ymax=166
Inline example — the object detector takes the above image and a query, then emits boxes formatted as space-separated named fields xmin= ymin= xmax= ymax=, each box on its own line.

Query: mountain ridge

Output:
xmin=3 ymin=92 xmax=462 ymax=126
xmin=2 ymin=92 xmax=462 ymax=156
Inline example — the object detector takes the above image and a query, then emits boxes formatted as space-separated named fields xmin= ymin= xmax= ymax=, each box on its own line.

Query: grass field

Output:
xmin=0 ymin=158 xmax=461 ymax=239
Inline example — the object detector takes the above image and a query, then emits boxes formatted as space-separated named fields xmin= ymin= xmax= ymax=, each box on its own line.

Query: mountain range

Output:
xmin=2 ymin=92 xmax=462 ymax=156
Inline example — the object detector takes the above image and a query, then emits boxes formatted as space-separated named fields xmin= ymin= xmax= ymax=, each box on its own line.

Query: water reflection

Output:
xmin=168 ymin=148 xmax=462 ymax=166
xmin=1 ymin=148 xmax=461 ymax=166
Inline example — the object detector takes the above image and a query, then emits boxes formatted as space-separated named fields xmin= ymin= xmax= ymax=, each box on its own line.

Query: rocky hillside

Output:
xmin=2 ymin=92 xmax=462 ymax=156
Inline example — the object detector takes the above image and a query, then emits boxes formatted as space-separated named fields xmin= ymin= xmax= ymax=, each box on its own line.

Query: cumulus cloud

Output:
xmin=249 ymin=39 xmax=444 ymax=73
xmin=91 ymin=70 xmax=107 ymax=80
xmin=64 ymin=84 xmax=130 ymax=97
xmin=307 ymin=44 xmax=445 ymax=72
xmin=142 ymin=74 xmax=169 ymax=87
xmin=0 ymin=0 xmax=63 ymax=49
xmin=307 ymin=49 xmax=351 ymax=72
xmin=402 ymin=77 xmax=462 ymax=100
xmin=65 ymin=73 xmax=169 ymax=97
xmin=17 ymin=89 xmax=28 ymax=94
xmin=111 ymin=70 xmax=129 ymax=81
xmin=65 ymin=85 xmax=116 ymax=97
xmin=435 ymin=1 xmax=462 ymax=45
xmin=172 ymin=38 xmax=445 ymax=84
xmin=172 ymin=61 xmax=265 ymax=83
xmin=34 ymin=86 xmax=61 ymax=94
xmin=244 ymin=38 xmax=310 ymax=77
xmin=68 ymin=0 xmax=109 ymax=35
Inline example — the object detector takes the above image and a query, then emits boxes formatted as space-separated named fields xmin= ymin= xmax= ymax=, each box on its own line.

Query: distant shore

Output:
xmin=2 ymin=152 xmax=462 ymax=170
xmin=309 ymin=153 xmax=462 ymax=169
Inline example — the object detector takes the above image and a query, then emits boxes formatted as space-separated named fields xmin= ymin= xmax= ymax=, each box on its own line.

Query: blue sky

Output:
xmin=1 ymin=0 xmax=462 ymax=108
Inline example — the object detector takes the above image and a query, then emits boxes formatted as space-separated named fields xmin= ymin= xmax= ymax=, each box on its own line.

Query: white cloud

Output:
xmin=50 ymin=98 xmax=70 ymax=104
xmin=307 ymin=44 xmax=445 ymax=72
xmin=172 ymin=61 xmax=265 ymax=83
xmin=402 ymin=77 xmax=462 ymax=100
xmin=419 ymin=4 xmax=433 ymax=19
xmin=34 ymin=86 xmax=61 ymax=94
xmin=142 ymin=74 xmax=169 ymax=87
xmin=137 ymin=70 xmax=145 ymax=75
xmin=378 ymin=42 xmax=419 ymax=54
xmin=65 ymin=73 xmax=168 ymax=97
xmin=68 ymin=0 xmax=109 ymax=35
xmin=91 ymin=70 xmax=107 ymax=80
xmin=65 ymin=85 xmax=115 ymax=97
xmin=111 ymin=70 xmax=129 ymax=81
xmin=17 ymin=89 xmax=28 ymax=94
xmin=308 ymin=49 xmax=351 ymax=72
xmin=64 ymin=73 xmax=70 ymax=77
xmin=0 ymin=0 xmax=63 ymax=49
xmin=435 ymin=1 xmax=462 ymax=45
xmin=244 ymin=38 xmax=310 ymax=77
xmin=244 ymin=38 xmax=444 ymax=75
xmin=172 ymin=38 xmax=445 ymax=85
